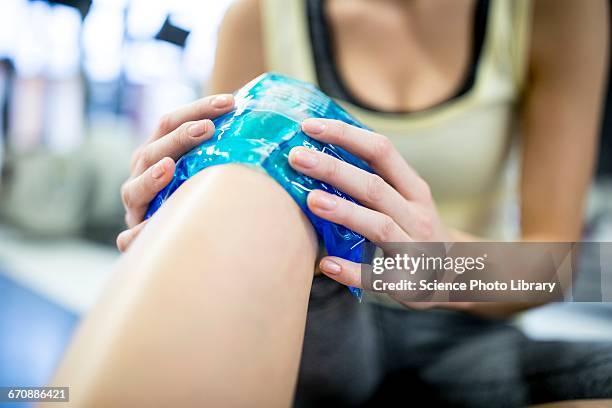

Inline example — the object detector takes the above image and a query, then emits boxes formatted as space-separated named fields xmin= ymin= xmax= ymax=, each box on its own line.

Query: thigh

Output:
xmin=370 ymin=306 xmax=612 ymax=408
xmin=373 ymin=307 xmax=531 ymax=407
xmin=523 ymin=340 xmax=612 ymax=404
xmin=50 ymin=165 xmax=318 ymax=407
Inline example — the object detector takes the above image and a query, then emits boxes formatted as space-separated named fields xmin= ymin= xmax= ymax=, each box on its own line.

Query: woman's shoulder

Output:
xmin=222 ymin=0 xmax=262 ymax=31
xmin=209 ymin=0 xmax=266 ymax=93
xmin=529 ymin=0 xmax=608 ymax=71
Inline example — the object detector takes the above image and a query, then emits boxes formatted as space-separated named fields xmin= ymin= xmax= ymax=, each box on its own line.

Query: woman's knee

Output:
xmin=154 ymin=164 xmax=316 ymax=248
xmin=128 ymin=163 xmax=318 ymax=295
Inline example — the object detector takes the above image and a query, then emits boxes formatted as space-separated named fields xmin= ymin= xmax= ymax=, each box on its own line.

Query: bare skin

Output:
xmin=107 ymin=1 xmax=609 ymax=404
xmin=119 ymin=0 xmax=609 ymax=316
xmin=212 ymin=0 xmax=608 ymax=242
xmin=47 ymin=165 xmax=317 ymax=407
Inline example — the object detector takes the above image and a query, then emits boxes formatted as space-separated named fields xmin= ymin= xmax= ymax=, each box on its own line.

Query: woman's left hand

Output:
xmin=288 ymin=118 xmax=452 ymax=289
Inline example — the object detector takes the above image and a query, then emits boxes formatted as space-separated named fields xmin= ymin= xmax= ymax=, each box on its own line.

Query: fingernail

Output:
xmin=152 ymin=160 xmax=166 ymax=179
xmin=116 ymin=229 xmax=132 ymax=252
xmin=321 ymin=259 xmax=341 ymax=275
xmin=188 ymin=121 xmax=208 ymax=138
xmin=302 ymin=119 xmax=326 ymax=134
xmin=291 ymin=148 xmax=318 ymax=168
xmin=311 ymin=192 xmax=336 ymax=211
xmin=211 ymin=95 xmax=231 ymax=108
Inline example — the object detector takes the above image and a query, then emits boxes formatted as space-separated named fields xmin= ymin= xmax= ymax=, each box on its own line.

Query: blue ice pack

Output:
xmin=146 ymin=73 xmax=374 ymax=297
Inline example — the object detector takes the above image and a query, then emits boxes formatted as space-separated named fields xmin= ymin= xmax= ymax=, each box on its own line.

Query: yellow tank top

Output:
xmin=261 ymin=0 xmax=533 ymax=240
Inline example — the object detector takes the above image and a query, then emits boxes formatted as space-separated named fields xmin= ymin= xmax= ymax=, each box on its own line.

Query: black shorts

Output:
xmin=295 ymin=276 xmax=612 ymax=407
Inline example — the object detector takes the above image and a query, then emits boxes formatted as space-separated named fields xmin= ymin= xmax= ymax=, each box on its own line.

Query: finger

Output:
xmin=116 ymin=220 xmax=149 ymax=252
xmin=307 ymin=189 xmax=411 ymax=243
xmin=289 ymin=147 xmax=432 ymax=239
xmin=151 ymin=94 xmax=234 ymax=141
xmin=122 ymin=157 xmax=175 ymax=227
xmin=319 ymin=256 xmax=362 ymax=288
xmin=289 ymin=146 xmax=409 ymax=218
xmin=134 ymin=119 xmax=214 ymax=175
xmin=301 ymin=118 xmax=430 ymax=201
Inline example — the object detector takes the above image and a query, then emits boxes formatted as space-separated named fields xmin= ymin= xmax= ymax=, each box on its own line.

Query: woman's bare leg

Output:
xmin=45 ymin=164 xmax=318 ymax=407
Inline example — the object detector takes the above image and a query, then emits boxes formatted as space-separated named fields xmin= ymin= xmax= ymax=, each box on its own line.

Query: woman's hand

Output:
xmin=288 ymin=118 xmax=451 ymax=288
xmin=290 ymin=119 xmax=532 ymax=319
xmin=117 ymin=94 xmax=235 ymax=251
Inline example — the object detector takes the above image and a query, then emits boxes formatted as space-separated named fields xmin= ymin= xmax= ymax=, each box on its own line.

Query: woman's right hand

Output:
xmin=117 ymin=93 xmax=235 ymax=252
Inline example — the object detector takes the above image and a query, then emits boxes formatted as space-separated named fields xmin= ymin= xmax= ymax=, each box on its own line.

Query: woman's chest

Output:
xmin=327 ymin=0 xmax=478 ymax=112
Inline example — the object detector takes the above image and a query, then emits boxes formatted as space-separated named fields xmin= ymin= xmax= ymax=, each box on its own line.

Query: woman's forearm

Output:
xmin=442 ymin=228 xmax=573 ymax=318
xmin=45 ymin=164 xmax=318 ymax=407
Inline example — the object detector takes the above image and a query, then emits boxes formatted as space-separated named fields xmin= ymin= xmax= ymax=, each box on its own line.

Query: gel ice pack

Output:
xmin=146 ymin=73 xmax=374 ymax=297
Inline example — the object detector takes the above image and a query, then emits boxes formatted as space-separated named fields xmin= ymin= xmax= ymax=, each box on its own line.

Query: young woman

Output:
xmin=106 ymin=0 xmax=612 ymax=406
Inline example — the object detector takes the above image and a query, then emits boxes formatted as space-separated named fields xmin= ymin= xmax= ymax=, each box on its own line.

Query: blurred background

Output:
xmin=0 ymin=0 xmax=235 ymax=400
xmin=0 ymin=0 xmax=610 ymax=403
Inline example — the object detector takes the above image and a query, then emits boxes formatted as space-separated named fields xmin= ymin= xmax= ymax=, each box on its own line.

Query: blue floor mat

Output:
xmin=0 ymin=272 xmax=78 ymax=407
